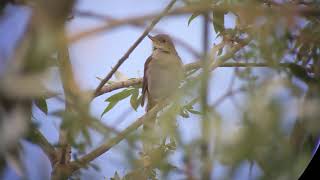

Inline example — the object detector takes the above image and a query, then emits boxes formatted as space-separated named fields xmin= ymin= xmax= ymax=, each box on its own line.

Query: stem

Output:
xmin=200 ymin=12 xmax=212 ymax=180
xmin=92 ymin=0 xmax=177 ymax=98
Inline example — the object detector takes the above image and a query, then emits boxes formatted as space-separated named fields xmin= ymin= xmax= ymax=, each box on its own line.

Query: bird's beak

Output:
xmin=147 ymin=35 xmax=156 ymax=42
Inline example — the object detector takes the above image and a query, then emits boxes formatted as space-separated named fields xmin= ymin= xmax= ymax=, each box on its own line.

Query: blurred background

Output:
xmin=0 ymin=0 xmax=319 ymax=179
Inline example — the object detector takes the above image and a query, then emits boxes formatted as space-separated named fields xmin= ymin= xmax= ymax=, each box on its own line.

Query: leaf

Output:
xmin=212 ymin=11 xmax=225 ymax=34
xmin=188 ymin=109 xmax=202 ymax=115
xmin=130 ymin=88 xmax=140 ymax=111
xmin=34 ymin=98 xmax=48 ymax=115
xmin=188 ymin=13 xmax=200 ymax=26
xmin=82 ymin=128 xmax=92 ymax=146
xmin=101 ymin=101 xmax=117 ymax=118
xmin=287 ymin=63 xmax=312 ymax=83
xmin=105 ymin=88 xmax=135 ymax=102
xmin=136 ymin=95 xmax=143 ymax=107
xmin=102 ymin=88 xmax=136 ymax=117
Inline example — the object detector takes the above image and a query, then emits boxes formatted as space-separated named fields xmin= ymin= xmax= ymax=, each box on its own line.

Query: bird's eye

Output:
xmin=161 ymin=39 xmax=166 ymax=43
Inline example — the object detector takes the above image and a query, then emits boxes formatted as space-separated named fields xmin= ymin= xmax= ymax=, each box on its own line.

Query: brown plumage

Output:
xmin=141 ymin=34 xmax=184 ymax=111
xmin=141 ymin=34 xmax=184 ymax=151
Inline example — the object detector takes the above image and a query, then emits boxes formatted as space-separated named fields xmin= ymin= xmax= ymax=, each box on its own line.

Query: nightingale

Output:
xmin=141 ymin=34 xmax=184 ymax=111
xmin=141 ymin=34 xmax=184 ymax=150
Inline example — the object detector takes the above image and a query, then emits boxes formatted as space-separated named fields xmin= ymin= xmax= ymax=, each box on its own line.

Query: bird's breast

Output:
xmin=147 ymin=52 xmax=183 ymax=101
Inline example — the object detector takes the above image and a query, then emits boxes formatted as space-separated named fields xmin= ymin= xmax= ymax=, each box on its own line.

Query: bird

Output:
xmin=141 ymin=34 xmax=184 ymax=151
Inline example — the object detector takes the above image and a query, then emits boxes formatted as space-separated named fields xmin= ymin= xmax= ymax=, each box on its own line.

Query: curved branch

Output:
xmin=69 ymin=4 xmax=225 ymax=43
xmin=67 ymin=38 xmax=251 ymax=173
xmin=95 ymin=62 xmax=291 ymax=98
xmin=69 ymin=5 xmax=320 ymax=43
xmin=74 ymin=11 xmax=201 ymax=58
xmin=27 ymin=128 xmax=57 ymax=166
xmin=92 ymin=0 xmax=177 ymax=98
xmin=95 ymin=78 xmax=142 ymax=97
xmin=68 ymin=97 xmax=172 ymax=172
xmin=95 ymin=38 xmax=255 ymax=98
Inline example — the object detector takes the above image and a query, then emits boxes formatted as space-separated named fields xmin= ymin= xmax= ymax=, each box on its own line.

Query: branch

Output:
xmin=210 ymin=87 xmax=246 ymax=109
xmin=95 ymin=78 xmax=142 ymax=97
xmin=56 ymin=29 xmax=82 ymax=166
xmin=200 ymin=12 xmax=211 ymax=180
xmin=70 ymin=36 xmax=306 ymax=172
xmin=95 ymin=62 xmax=291 ymax=98
xmin=66 ymin=38 xmax=251 ymax=172
xmin=75 ymin=11 xmax=201 ymax=58
xmin=69 ymin=4 xmax=320 ymax=43
xmin=27 ymin=128 xmax=57 ymax=166
xmin=68 ymin=97 xmax=172 ymax=172
xmin=92 ymin=0 xmax=177 ymax=98
xmin=69 ymin=4 xmax=227 ymax=43
xmin=94 ymin=38 xmax=251 ymax=97
xmin=210 ymin=39 xmax=251 ymax=71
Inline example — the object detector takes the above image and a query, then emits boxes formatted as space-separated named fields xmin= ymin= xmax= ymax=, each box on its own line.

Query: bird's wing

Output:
xmin=141 ymin=56 xmax=153 ymax=107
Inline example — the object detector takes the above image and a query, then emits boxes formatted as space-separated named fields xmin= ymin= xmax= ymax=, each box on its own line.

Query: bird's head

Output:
xmin=148 ymin=34 xmax=177 ymax=54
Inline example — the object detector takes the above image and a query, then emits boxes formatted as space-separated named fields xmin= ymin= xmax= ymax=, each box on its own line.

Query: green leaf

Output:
xmin=287 ymin=63 xmax=312 ymax=83
xmin=82 ymin=128 xmax=92 ymax=146
xmin=34 ymin=98 xmax=48 ymax=115
xmin=102 ymin=88 xmax=136 ymax=117
xmin=188 ymin=13 xmax=200 ymax=26
xmin=101 ymin=101 xmax=117 ymax=118
xmin=130 ymin=88 xmax=140 ymax=111
xmin=188 ymin=109 xmax=202 ymax=115
xmin=137 ymin=95 xmax=143 ymax=107
xmin=105 ymin=88 xmax=135 ymax=102
xmin=212 ymin=11 xmax=225 ymax=34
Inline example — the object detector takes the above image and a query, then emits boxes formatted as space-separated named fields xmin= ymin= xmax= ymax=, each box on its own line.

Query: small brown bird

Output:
xmin=141 ymin=34 xmax=184 ymax=150
xmin=141 ymin=34 xmax=184 ymax=111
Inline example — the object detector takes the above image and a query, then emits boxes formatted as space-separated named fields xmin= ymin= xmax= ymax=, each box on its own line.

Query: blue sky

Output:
xmin=0 ymin=1 xmax=269 ymax=179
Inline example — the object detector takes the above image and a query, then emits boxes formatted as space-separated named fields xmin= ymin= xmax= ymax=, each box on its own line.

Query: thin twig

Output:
xmin=210 ymin=87 xmax=246 ymax=109
xmin=69 ymin=5 xmax=320 ymax=43
xmin=184 ymin=62 xmax=289 ymax=71
xmin=68 ymin=97 xmax=172 ymax=172
xmin=67 ymin=35 xmax=251 ymax=172
xmin=54 ymin=95 xmax=121 ymax=136
xmin=95 ymin=61 xmax=292 ymax=98
xmin=94 ymin=38 xmax=251 ymax=98
xmin=28 ymin=127 xmax=57 ymax=166
xmin=200 ymin=12 xmax=211 ymax=180
xmin=75 ymin=11 xmax=201 ymax=58
xmin=56 ymin=29 xmax=82 ymax=166
xmin=92 ymin=0 xmax=177 ymax=98
xmin=69 ymin=4 xmax=221 ymax=43
xmin=95 ymin=78 xmax=142 ymax=97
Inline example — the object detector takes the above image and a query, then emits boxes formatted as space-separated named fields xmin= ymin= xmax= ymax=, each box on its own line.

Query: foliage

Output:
xmin=1 ymin=0 xmax=320 ymax=179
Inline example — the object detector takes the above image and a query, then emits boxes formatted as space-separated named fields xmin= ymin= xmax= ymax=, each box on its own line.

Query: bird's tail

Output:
xmin=143 ymin=99 xmax=157 ymax=152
